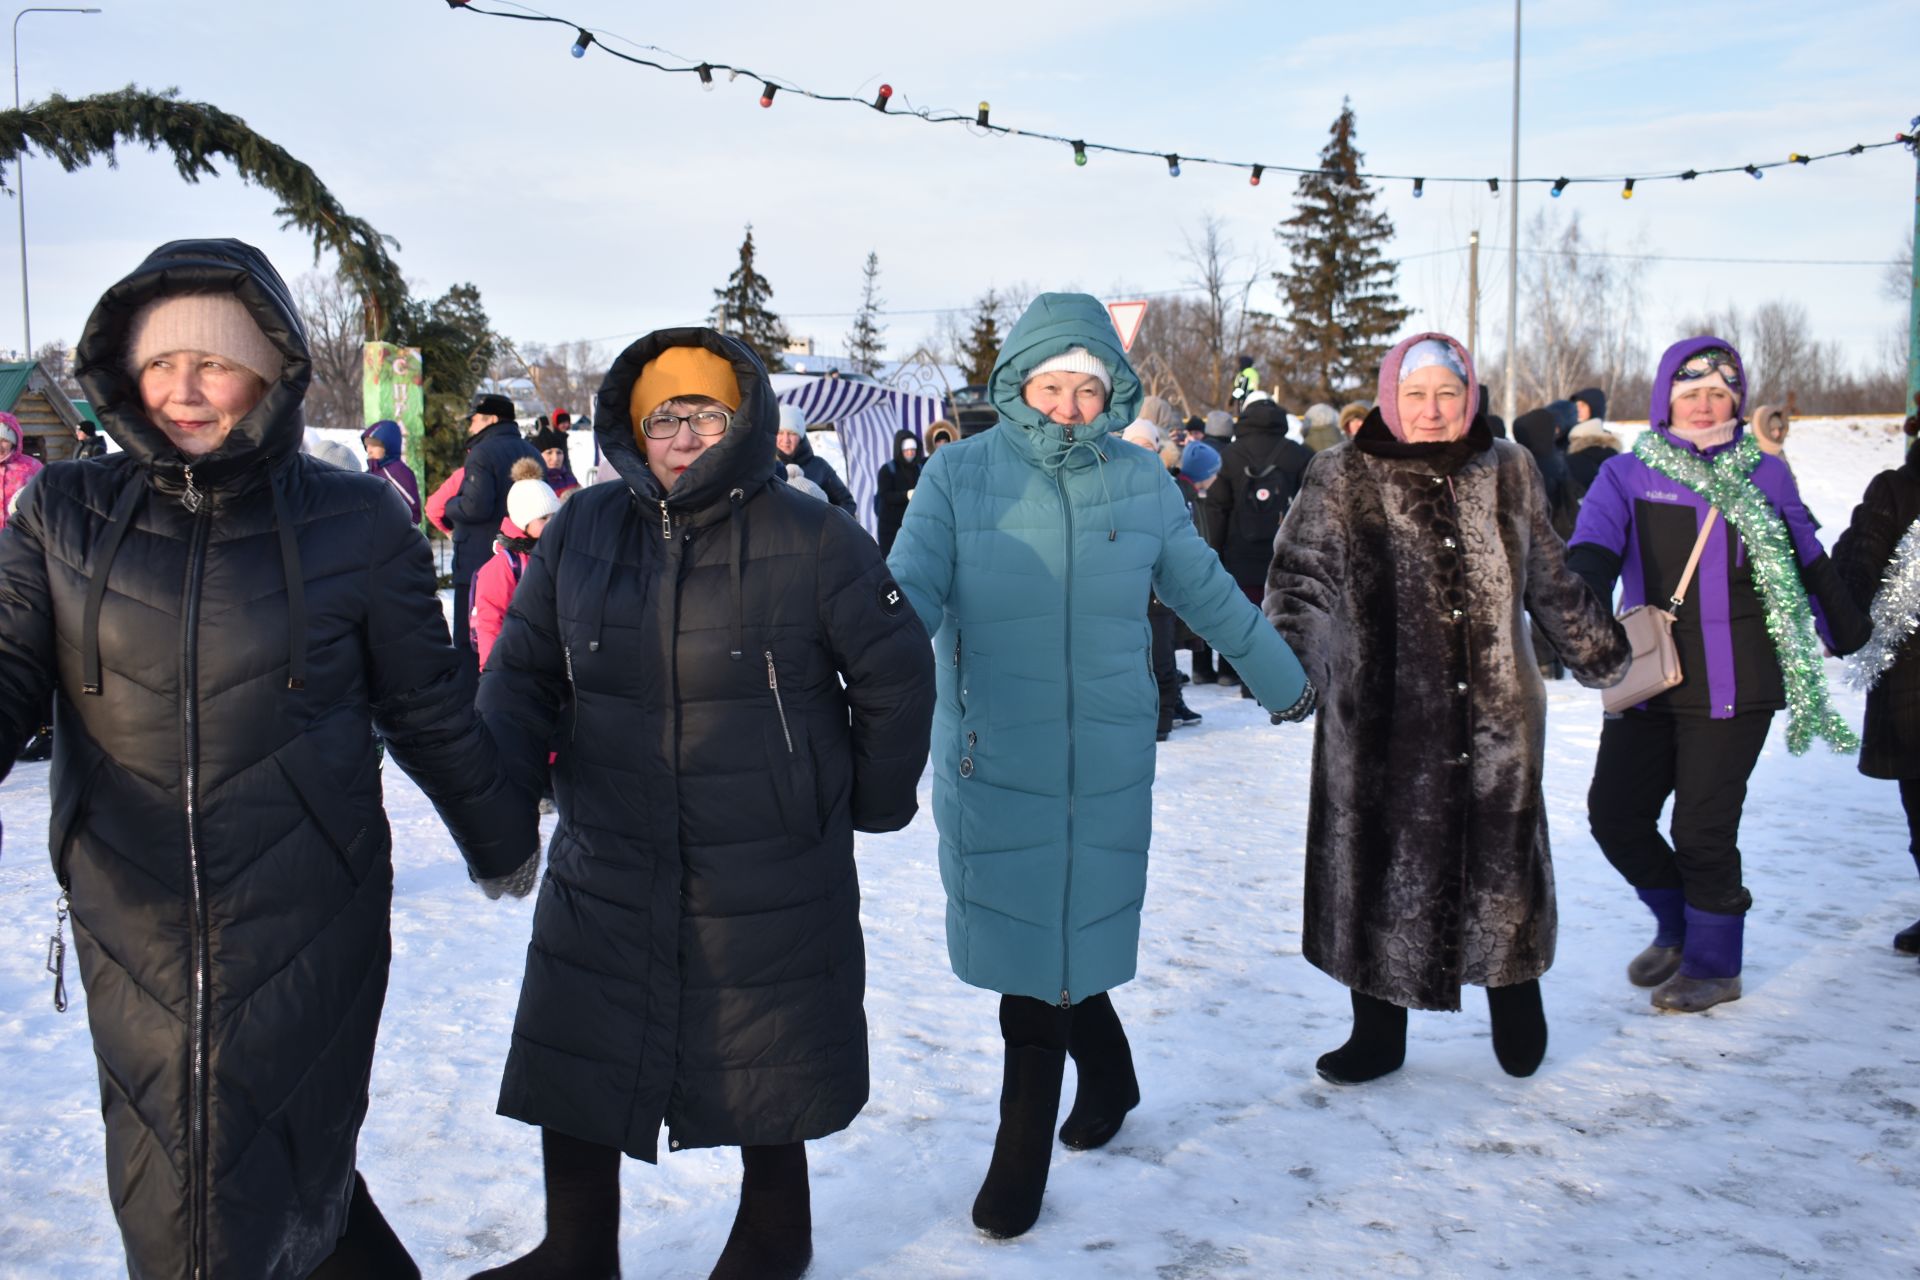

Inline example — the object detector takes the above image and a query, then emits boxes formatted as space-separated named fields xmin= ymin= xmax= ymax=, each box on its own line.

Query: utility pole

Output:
xmin=1467 ymin=231 xmax=1481 ymax=364
xmin=1907 ymin=115 xmax=1919 ymax=424
xmin=1503 ymin=0 xmax=1522 ymax=428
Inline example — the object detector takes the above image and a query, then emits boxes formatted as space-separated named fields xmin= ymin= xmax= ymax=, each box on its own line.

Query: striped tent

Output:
xmin=769 ymin=374 xmax=946 ymax=537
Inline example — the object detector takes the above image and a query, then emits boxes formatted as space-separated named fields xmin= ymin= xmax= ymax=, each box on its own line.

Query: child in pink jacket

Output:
xmin=471 ymin=458 xmax=559 ymax=669
xmin=0 ymin=412 xmax=44 ymax=532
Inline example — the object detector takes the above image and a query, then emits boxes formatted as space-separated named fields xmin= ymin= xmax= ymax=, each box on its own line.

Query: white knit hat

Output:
xmin=1023 ymin=346 xmax=1112 ymax=391
xmin=126 ymin=292 xmax=285 ymax=384
xmin=1121 ymin=420 xmax=1161 ymax=449
xmin=777 ymin=404 xmax=809 ymax=434
xmin=507 ymin=476 xmax=560 ymax=530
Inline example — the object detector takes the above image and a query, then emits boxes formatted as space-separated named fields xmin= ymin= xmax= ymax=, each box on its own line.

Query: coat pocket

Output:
xmin=274 ymin=742 xmax=374 ymax=885
xmin=957 ymin=649 xmax=989 ymax=779
xmin=47 ymin=748 xmax=105 ymax=890
xmin=766 ymin=718 xmax=823 ymax=841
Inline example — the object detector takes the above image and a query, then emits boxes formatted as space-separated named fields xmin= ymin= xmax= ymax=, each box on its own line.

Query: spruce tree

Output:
xmin=845 ymin=251 xmax=887 ymax=376
xmin=961 ymin=289 xmax=1003 ymax=386
xmin=711 ymin=224 xmax=789 ymax=371
xmin=1273 ymin=101 xmax=1410 ymax=404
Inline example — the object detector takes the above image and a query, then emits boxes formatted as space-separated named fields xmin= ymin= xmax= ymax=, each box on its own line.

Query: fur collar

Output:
xmin=1352 ymin=409 xmax=1494 ymax=474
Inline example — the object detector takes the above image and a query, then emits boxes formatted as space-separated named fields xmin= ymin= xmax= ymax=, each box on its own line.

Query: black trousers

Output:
xmin=1588 ymin=708 xmax=1773 ymax=915
xmin=451 ymin=577 xmax=473 ymax=657
xmin=1151 ymin=611 xmax=1178 ymax=706
xmin=1900 ymin=778 xmax=1920 ymax=878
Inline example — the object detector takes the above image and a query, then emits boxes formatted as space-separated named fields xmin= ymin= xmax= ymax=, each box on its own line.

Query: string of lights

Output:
xmin=445 ymin=0 xmax=1915 ymax=191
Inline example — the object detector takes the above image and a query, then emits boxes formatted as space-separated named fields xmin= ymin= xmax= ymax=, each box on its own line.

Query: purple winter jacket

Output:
xmin=1567 ymin=335 xmax=1859 ymax=719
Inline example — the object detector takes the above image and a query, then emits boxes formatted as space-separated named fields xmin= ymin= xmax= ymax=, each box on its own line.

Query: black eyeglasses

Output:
xmin=641 ymin=408 xmax=732 ymax=440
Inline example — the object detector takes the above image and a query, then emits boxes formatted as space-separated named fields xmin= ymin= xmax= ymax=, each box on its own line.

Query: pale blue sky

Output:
xmin=6 ymin=0 xmax=1915 ymax=382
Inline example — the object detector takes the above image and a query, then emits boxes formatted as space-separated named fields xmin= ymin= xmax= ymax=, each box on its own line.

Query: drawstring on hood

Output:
xmin=267 ymin=471 xmax=309 ymax=689
xmin=80 ymin=481 xmax=146 ymax=695
xmin=728 ymin=488 xmax=746 ymax=659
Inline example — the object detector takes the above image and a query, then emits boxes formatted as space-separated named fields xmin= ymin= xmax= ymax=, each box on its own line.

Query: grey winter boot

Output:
xmin=1894 ymin=917 xmax=1920 ymax=955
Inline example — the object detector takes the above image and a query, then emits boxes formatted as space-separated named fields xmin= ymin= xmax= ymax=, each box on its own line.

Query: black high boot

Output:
xmin=710 ymin=1143 xmax=811 ymax=1280
xmin=1315 ymin=989 xmax=1407 ymax=1085
xmin=1058 ymin=992 xmax=1140 ymax=1151
xmin=1485 ymin=979 xmax=1548 ymax=1078
xmin=972 ymin=996 xmax=1069 ymax=1239
xmin=470 ymin=1128 xmax=621 ymax=1280
xmin=305 ymin=1173 xmax=420 ymax=1280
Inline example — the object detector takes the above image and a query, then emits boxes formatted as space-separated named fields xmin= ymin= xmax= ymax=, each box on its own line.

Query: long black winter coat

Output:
xmin=1206 ymin=399 xmax=1313 ymax=598
xmin=477 ymin=329 xmax=934 ymax=1161
xmin=873 ymin=427 xmax=921 ymax=554
xmin=0 ymin=239 xmax=524 ymax=1280
xmin=446 ymin=419 xmax=542 ymax=582
xmin=1834 ymin=452 xmax=1920 ymax=779
xmin=777 ymin=429 xmax=858 ymax=517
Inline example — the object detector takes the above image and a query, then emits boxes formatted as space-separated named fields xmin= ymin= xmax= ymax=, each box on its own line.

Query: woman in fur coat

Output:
xmin=1265 ymin=332 xmax=1630 ymax=1085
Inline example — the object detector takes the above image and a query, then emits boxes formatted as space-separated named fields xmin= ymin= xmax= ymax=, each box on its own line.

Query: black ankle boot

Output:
xmin=1485 ymin=979 xmax=1548 ymax=1078
xmin=972 ymin=996 xmax=1069 ymax=1239
xmin=710 ymin=1143 xmax=811 ymax=1280
xmin=1315 ymin=989 xmax=1407 ymax=1085
xmin=1058 ymin=993 xmax=1140 ymax=1151
xmin=470 ymin=1129 xmax=621 ymax=1279
xmin=306 ymin=1173 xmax=420 ymax=1280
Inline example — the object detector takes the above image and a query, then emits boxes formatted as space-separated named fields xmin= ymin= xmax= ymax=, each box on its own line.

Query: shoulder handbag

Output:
xmin=1601 ymin=508 xmax=1719 ymax=714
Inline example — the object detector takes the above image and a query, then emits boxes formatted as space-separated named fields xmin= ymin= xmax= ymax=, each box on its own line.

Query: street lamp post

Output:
xmin=12 ymin=5 xmax=101 ymax=360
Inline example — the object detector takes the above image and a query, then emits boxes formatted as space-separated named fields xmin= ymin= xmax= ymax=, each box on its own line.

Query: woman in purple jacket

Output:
xmin=1566 ymin=337 xmax=1867 ymax=1013
xmin=362 ymin=418 xmax=422 ymax=524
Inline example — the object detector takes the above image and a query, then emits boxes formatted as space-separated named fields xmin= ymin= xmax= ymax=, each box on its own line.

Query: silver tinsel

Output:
xmin=1845 ymin=514 xmax=1920 ymax=692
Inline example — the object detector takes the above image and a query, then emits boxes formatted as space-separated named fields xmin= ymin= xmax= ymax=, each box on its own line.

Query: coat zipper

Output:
xmin=766 ymin=650 xmax=793 ymax=753
xmin=563 ymin=643 xmax=579 ymax=743
xmin=181 ymin=505 xmax=212 ymax=1279
xmin=658 ymin=498 xmax=671 ymax=541
xmin=1055 ymin=469 xmax=1076 ymax=1010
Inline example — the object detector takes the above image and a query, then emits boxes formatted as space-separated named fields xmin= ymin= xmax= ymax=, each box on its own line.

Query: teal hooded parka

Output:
xmin=887 ymin=293 xmax=1308 ymax=1005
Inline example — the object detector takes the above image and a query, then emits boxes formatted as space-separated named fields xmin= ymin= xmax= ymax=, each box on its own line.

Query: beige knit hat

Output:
xmin=126 ymin=292 xmax=284 ymax=385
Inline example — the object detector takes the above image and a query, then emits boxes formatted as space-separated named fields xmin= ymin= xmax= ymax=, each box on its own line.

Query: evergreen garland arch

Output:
xmin=0 ymin=86 xmax=407 ymax=338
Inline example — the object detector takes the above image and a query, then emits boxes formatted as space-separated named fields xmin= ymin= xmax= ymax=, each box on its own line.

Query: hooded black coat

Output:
xmin=446 ymin=419 xmax=543 ymax=583
xmin=873 ymin=427 xmax=921 ymax=555
xmin=476 ymin=329 xmax=934 ymax=1160
xmin=776 ymin=429 xmax=858 ymax=517
xmin=1834 ymin=452 xmax=1920 ymax=779
xmin=1205 ymin=399 xmax=1313 ymax=598
xmin=0 ymin=239 xmax=524 ymax=1280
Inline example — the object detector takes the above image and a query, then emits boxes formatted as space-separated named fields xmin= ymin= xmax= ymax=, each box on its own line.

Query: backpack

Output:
xmin=1231 ymin=462 xmax=1291 ymax=547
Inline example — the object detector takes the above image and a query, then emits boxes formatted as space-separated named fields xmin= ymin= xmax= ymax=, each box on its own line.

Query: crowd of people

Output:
xmin=0 ymin=240 xmax=1914 ymax=1280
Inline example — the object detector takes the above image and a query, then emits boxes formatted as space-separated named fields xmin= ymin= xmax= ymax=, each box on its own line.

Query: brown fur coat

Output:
xmin=1265 ymin=426 xmax=1629 ymax=1010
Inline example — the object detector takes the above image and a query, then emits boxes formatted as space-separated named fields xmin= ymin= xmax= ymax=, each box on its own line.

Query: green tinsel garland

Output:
xmin=1632 ymin=431 xmax=1858 ymax=756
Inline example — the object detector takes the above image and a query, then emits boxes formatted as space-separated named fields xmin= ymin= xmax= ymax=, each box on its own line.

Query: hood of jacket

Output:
xmin=987 ymin=292 xmax=1143 ymax=470
xmin=74 ymin=238 xmax=313 ymax=492
xmin=594 ymin=327 xmax=776 ymax=514
xmin=1568 ymin=421 xmax=1621 ymax=453
xmin=1236 ymin=398 xmax=1291 ymax=437
xmin=777 ymin=426 xmax=817 ymax=468
xmin=362 ymin=418 xmax=403 ymax=456
xmin=1511 ymin=408 xmax=1560 ymax=464
xmin=1649 ymin=334 xmax=1748 ymax=446
xmin=890 ymin=427 xmax=921 ymax=467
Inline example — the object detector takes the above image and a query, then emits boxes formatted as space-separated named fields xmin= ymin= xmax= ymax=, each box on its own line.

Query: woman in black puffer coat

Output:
xmin=0 ymin=239 xmax=528 ymax=1280
xmin=873 ymin=426 xmax=921 ymax=554
xmin=1833 ymin=433 xmax=1920 ymax=958
xmin=474 ymin=328 xmax=935 ymax=1280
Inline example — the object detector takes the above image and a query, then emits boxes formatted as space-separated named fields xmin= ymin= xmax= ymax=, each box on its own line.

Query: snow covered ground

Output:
xmin=3 ymin=418 xmax=1918 ymax=1278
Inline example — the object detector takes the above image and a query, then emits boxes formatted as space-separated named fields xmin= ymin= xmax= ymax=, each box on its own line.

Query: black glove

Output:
xmin=1269 ymin=678 xmax=1317 ymax=724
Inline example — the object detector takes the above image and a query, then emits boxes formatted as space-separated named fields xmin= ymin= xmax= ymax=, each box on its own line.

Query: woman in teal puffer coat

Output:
xmin=888 ymin=292 xmax=1311 ymax=1240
